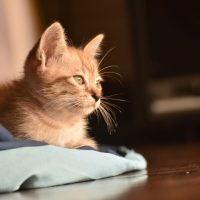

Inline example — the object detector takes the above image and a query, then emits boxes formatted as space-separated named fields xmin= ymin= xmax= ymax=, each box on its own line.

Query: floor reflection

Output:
xmin=1 ymin=171 xmax=147 ymax=200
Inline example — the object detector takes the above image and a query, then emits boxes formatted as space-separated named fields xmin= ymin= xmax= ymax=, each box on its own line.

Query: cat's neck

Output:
xmin=25 ymin=102 xmax=84 ymax=130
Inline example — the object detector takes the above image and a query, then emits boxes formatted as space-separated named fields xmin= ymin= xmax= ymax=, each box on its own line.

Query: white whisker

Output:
xmin=99 ymin=65 xmax=119 ymax=73
xmin=101 ymin=96 xmax=127 ymax=102
xmin=100 ymin=74 xmax=123 ymax=85
xmin=98 ymin=48 xmax=115 ymax=66
xmin=100 ymin=71 xmax=122 ymax=78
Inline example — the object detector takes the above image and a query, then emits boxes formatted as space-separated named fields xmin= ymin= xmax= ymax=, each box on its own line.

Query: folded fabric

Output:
xmin=0 ymin=125 xmax=147 ymax=193
xmin=0 ymin=124 xmax=46 ymax=150
xmin=0 ymin=145 xmax=147 ymax=193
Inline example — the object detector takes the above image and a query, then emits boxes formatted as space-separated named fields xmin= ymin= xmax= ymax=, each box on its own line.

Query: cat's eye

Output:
xmin=73 ymin=75 xmax=84 ymax=85
xmin=96 ymin=80 xmax=101 ymax=88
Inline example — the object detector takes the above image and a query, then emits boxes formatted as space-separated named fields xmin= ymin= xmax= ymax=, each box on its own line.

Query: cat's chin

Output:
xmin=81 ymin=105 xmax=96 ymax=115
xmin=80 ymin=100 xmax=100 ymax=115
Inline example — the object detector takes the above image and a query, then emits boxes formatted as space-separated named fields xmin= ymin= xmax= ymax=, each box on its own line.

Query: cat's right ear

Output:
xmin=84 ymin=34 xmax=104 ymax=58
xmin=37 ymin=22 xmax=66 ymax=69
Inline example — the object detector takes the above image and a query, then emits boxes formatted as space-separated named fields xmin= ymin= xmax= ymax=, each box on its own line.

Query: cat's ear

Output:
xmin=84 ymin=34 xmax=104 ymax=57
xmin=37 ymin=22 xmax=66 ymax=67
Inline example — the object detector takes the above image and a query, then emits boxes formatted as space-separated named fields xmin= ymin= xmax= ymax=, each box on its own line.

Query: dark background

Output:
xmin=37 ymin=0 xmax=200 ymax=146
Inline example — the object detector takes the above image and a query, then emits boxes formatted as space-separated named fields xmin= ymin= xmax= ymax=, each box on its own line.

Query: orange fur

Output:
xmin=0 ymin=22 xmax=104 ymax=148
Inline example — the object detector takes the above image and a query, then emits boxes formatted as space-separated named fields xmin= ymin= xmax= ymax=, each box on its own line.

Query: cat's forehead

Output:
xmin=63 ymin=48 xmax=99 ymax=75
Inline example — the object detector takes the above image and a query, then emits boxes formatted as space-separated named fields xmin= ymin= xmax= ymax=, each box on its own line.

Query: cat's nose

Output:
xmin=91 ymin=93 xmax=100 ymax=102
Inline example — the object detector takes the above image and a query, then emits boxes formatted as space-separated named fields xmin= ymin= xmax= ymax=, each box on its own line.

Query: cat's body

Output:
xmin=0 ymin=22 xmax=105 ymax=148
xmin=0 ymin=79 xmax=91 ymax=148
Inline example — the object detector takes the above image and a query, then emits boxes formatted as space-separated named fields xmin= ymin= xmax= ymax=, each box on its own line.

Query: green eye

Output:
xmin=96 ymin=80 xmax=101 ymax=88
xmin=73 ymin=75 xmax=84 ymax=85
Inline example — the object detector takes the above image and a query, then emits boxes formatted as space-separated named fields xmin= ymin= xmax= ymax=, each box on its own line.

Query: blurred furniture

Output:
xmin=129 ymin=0 xmax=200 ymax=142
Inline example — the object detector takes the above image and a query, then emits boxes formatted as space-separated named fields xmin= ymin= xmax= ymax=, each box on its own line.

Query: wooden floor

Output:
xmin=1 ymin=142 xmax=200 ymax=200
xmin=126 ymin=142 xmax=200 ymax=200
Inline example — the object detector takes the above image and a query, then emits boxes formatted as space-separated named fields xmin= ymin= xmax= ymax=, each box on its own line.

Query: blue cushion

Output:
xmin=0 ymin=125 xmax=147 ymax=193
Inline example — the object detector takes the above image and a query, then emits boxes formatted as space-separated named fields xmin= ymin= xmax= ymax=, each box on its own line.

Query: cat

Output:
xmin=0 ymin=22 xmax=108 ymax=149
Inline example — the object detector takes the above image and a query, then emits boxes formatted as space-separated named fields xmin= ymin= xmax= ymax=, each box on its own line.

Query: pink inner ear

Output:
xmin=84 ymin=34 xmax=104 ymax=57
xmin=38 ymin=22 xmax=66 ymax=64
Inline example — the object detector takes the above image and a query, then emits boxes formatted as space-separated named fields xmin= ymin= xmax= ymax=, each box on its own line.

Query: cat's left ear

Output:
xmin=84 ymin=34 xmax=104 ymax=57
xmin=37 ymin=22 xmax=66 ymax=67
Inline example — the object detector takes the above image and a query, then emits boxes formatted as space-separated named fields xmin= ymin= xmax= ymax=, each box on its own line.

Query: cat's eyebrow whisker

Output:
xmin=100 ymin=71 xmax=122 ymax=78
xmin=103 ymin=93 xmax=124 ymax=98
xmin=100 ymin=74 xmax=123 ymax=85
xmin=101 ymin=97 xmax=127 ymax=102
xmin=99 ymin=65 xmax=119 ymax=73
xmin=98 ymin=47 xmax=115 ymax=66
xmin=100 ymin=71 xmax=122 ymax=86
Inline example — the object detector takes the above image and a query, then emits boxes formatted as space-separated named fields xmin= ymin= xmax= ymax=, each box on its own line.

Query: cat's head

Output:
xmin=24 ymin=22 xmax=104 ymax=117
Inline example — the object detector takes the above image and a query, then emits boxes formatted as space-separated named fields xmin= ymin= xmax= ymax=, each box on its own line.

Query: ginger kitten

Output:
xmin=0 ymin=22 xmax=107 ymax=148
